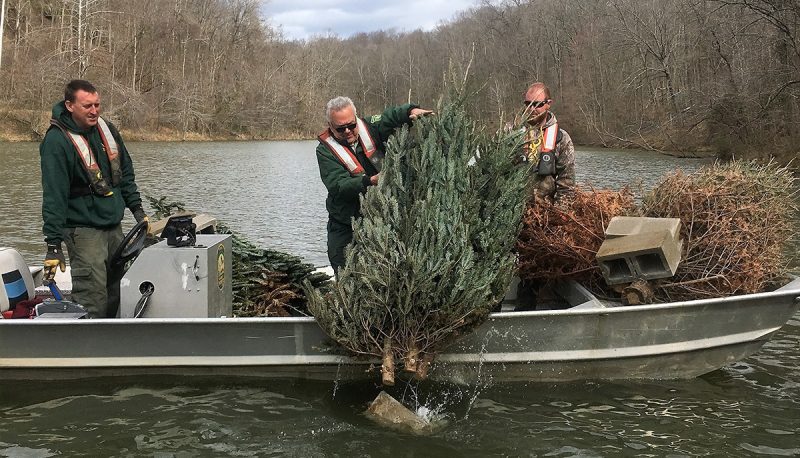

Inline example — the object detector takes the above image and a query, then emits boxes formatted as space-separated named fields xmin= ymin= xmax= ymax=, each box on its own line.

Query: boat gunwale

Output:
xmin=2 ymin=276 xmax=798 ymax=326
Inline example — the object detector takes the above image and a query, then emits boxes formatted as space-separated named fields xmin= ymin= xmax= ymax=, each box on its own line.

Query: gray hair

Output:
xmin=325 ymin=96 xmax=357 ymax=123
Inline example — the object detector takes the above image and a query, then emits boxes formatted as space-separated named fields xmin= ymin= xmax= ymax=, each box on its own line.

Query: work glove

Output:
xmin=43 ymin=243 xmax=66 ymax=284
xmin=132 ymin=206 xmax=151 ymax=233
xmin=132 ymin=206 xmax=147 ymax=224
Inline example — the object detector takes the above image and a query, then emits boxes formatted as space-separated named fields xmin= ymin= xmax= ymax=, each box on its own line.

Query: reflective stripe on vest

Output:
xmin=318 ymin=118 xmax=378 ymax=176
xmin=541 ymin=123 xmax=559 ymax=153
xmin=357 ymin=118 xmax=377 ymax=159
xmin=97 ymin=118 xmax=120 ymax=162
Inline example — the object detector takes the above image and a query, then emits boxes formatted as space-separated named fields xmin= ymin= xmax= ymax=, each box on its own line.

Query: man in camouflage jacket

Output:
xmin=521 ymin=82 xmax=575 ymax=201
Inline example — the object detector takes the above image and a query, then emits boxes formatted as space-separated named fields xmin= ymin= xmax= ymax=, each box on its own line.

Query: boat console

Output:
xmin=120 ymin=234 xmax=232 ymax=318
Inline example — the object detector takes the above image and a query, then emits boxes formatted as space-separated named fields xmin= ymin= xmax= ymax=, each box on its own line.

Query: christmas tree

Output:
xmin=306 ymin=96 xmax=531 ymax=385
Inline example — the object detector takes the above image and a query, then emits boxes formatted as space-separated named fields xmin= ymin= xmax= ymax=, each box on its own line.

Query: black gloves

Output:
xmin=132 ymin=205 xmax=147 ymax=224
xmin=131 ymin=205 xmax=151 ymax=236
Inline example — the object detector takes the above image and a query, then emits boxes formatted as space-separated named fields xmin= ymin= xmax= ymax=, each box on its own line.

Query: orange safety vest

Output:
xmin=318 ymin=118 xmax=383 ymax=175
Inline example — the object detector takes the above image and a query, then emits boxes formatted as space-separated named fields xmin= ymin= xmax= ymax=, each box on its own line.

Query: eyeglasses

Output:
xmin=332 ymin=121 xmax=358 ymax=133
xmin=523 ymin=100 xmax=550 ymax=109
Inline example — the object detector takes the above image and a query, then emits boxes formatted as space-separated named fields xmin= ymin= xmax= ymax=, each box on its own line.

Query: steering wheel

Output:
xmin=110 ymin=220 xmax=149 ymax=270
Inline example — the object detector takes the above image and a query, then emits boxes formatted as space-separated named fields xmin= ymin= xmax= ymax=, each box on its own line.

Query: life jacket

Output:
xmin=50 ymin=117 xmax=121 ymax=197
xmin=318 ymin=118 xmax=384 ymax=175
xmin=541 ymin=122 xmax=559 ymax=153
xmin=527 ymin=123 xmax=561 ymax=177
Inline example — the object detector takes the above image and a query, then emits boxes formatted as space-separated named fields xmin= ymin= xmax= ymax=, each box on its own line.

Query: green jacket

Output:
xmin=316 ymin=103 xmax=416 ymax=227
xmin=40 ymin=101 xmax=142 ymax=245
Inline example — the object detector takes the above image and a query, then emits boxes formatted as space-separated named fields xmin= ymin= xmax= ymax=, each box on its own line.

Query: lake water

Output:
xmin=1 ymin=141 xmax=799 ymax=456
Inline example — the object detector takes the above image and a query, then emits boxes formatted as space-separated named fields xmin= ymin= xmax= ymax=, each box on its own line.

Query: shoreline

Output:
xmin=0 ymin=134 xmax=719 ymax=158
xmin=0 ymin=112 xmax=743 ymax=160
xmin=7 ymin=125 xmax=795 ymax=166
xmin=0 ymin=130 xmax=314 ymax=143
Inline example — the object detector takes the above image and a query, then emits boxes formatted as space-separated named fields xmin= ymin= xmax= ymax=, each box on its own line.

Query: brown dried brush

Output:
xmin=641 ymin=160 xmax=798 ymax=301
xmin=516 ymin=187 xmax=636 ymax=290
xmin=241 ymin=270 xmax=301 ymax=317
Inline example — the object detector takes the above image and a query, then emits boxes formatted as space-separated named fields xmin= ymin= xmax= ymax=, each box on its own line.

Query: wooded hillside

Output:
xmin=0 ymin=0 xmax=797 ymax=160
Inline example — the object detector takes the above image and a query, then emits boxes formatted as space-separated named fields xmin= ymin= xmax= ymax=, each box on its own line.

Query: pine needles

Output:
xmin=217 ymin=222 xmax=330 ymax=317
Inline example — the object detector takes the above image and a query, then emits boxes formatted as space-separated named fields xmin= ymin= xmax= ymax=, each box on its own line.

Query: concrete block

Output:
xmin=605 ymin=216 xmax=681 ymax=240
xmin=503 ymin=276 xmax=521 ymax=301
xmin=596 ymin=230 xmax=683 ymax=285
xmin=365 ymin=391 xmax=434 ymax=435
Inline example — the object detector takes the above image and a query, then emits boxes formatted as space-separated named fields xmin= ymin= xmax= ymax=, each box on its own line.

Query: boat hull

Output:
xmin=1 ymin=279 xmax=799 ymax=383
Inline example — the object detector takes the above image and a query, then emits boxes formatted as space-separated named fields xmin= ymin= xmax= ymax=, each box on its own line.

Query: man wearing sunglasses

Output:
xmin=521 ymin=82 xmax=575 ymax=202
xmin=316 ymin=96 xmax=432 ymax=274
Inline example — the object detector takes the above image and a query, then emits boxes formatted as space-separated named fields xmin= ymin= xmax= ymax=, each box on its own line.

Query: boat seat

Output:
xmin=1 ymin=247 xmax=36 ymax=313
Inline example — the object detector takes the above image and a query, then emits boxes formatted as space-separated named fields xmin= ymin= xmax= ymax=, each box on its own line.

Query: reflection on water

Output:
xmin=0 ymin=141 xmax=331 ymax=266
xmin=1 ymin=316 xmax=798 ymax=456
xmin=3 ymin=346 xmax=800 ymax=457
xmin=1 ymin=141 xmax=799 ymax=455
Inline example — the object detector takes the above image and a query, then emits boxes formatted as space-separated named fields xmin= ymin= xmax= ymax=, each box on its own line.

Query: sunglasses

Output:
xmin=332 ymin=121 xmax=358 ymax=133
xmin=523 ymin=100 xmax=550 ymax=109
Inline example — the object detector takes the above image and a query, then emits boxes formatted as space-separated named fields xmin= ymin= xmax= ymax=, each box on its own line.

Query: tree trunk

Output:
xmin=403 ymin=343 xmax=420 ymax=373
xmin=381 ymin=339 xmax=395 ymax=386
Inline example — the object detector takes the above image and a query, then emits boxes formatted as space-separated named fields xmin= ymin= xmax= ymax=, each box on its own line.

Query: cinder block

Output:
xmin=605 ymin=216 xmax=681 ymax=240
xmin=596 ymin=230 xmax=683 ymax=285
xmin=366 ymin=391 xmax=433 ymax=435
xmin=503 ymin=276 xmax=521 ymax=301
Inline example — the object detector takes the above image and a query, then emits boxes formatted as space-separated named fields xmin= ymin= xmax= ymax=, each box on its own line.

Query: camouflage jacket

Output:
xmin=523 ymin=112 xmax=575 ymax=200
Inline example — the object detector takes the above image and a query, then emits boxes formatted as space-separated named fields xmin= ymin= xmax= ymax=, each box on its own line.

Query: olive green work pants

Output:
xmin=63 ymin=225 xmax=124 ymax=318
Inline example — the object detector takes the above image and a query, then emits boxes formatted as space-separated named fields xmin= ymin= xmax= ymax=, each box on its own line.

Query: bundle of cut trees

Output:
xmin=515 ymin=187 xmax=636 ymax=292
xmin=305 ymin=97 xmax=531 ymax=385
xmin=640 ymin=161 xmax=797 ymax=301
xmin=516 ymin=161 xmax=798 ymax=302
xmin=218 ymin=221 xmax=331 ymax=317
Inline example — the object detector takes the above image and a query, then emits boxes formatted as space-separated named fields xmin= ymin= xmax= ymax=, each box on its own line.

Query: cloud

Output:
xmin=261 ymin=0 xmax=483 ymax=40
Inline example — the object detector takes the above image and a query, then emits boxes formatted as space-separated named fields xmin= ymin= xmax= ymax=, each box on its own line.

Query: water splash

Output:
xmin=331 ymin=361 xmax=342 ymax=399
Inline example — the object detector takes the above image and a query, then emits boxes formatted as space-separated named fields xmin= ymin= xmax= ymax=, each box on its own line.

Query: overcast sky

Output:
xmin=260 ymin=0 xmax=485 ymax=41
